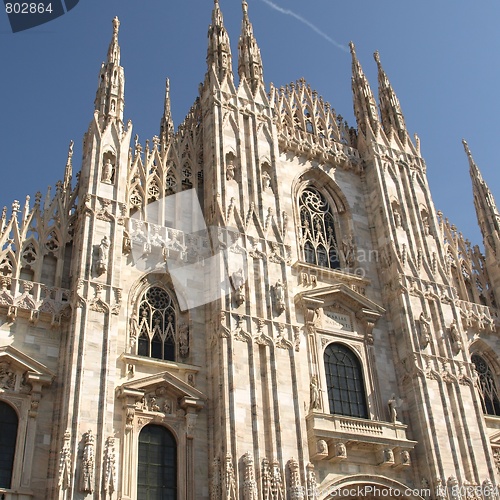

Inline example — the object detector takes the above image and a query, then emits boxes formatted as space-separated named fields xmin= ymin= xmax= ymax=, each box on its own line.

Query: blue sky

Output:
xmin=0 ymin=0 xmax=499 ymax=248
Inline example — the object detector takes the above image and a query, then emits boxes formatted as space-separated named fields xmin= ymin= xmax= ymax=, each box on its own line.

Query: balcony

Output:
xmin=307 ymin=412 xmax=417 ymax=467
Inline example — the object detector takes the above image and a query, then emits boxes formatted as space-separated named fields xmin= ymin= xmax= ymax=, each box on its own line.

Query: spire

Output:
xmin=238 ymin=0 xmax=264 ymax=93
xmin=63 ymin=140 xmax=74 ymax=190
xmin=349 ymin=42 xmax=379 ymax=137
xmin=374 ymin=50 xmax=408 ymax=144
xmin=160 ymin=78 xmax=174 ymax=150
xmin=206 ymin=0 xmax=233 ymax=83
xmin=94 ymin=17 xmax=125 ymax=126
xmin=463 ymin=139 xmax=500 ymax=254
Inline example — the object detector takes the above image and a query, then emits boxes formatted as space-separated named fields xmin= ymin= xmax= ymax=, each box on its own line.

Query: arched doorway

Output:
xmin=0 ymin=401 xmax=18 ymax=489
xmin=137 ymin=424 xmax=177 ymax=500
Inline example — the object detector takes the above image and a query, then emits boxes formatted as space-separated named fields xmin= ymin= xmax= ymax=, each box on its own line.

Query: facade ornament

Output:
xmin=223 ymin=453 xmax=237 ymax=500
xmin=226 ymin=156 xmax=236 ymax=181
xmin=380 ymin=448 xmax=394 ymax=465
xmin=306 ymin=463 xmax=318 ymax=499
xmin=103 ymin=436 xmax=116 ymax=497
xmin=316 ymin=440 xmax=328 ymax=458
xmin=261 ymin=458 xmax=271 ymax=500
xmin=447 ymin=476 xmax=460 ymax=500
xmin=449 ymin=319 xmax=463 ymax=353
xmin=96 ymin=236 xmax=110 ymax=274
xmin=419 ymin=312 xmax=431 ymax=349
xmin=273 ymin=279 xmax=285 ymax=314
xmin=309 ymin=375 xmax=321 ymax=410
xmin=482 ymin=479 xmax=496 ymax=500
xmin=262 ymin=170 xmax=272 ymax=191
xmin=102 ymin=158 xmax=114 ymax=184
xmin=435 ymin=477 xmax=447 ymax=500
xmin=242 ymin=452 xmax=258 ymax=500
xmin=179 ymin=323 xmax=189 ymax=358
xmin=211 ymin=457 xmax=222 ymax=500
xmin=231 ymin=269 xmax=245 ymax=306
xmin=0 ymin=362 xmax=15 ymax=390
xmin=79 ymin=429 xmax=95 ymax=493
xmin=288 ymin=458 xmax=304 ymax=499
xmin=59 ymin=429 xmax=72 ymax=491
xmin=335 ymin=442 xmax=347 ymax=458
xmin=388 ymin=393 xmax=402 ymax=423
xmin=401 ymin=450 xmax=411 ymax=466
xmin=185 ymin=411 xmax=198 ymax=438
xmin=270 ymin=460 xmax=285 ymax=500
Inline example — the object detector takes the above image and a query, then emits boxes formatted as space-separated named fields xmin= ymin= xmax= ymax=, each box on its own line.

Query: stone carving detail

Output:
xmin=447 ymin=476 xmax=460 ymax=500
xmin=309 ymin=375 xmax=321 ymax=410
xmin=419 ymin=312 xmax=431 ymax=349
xmin=211 ymin=457 xmax=222 ymax=500
xmin=435 ymin=477 xmax=447 ymax=500
xmin=316 ymin=440 xmax=328 ymax=458
xmin=79 ymin=430 xmax=95 ymax=493
xmin=59 ymin=429 xmax=72 ymax=491
xmin=261 ymin=458 xmax=272 ymax=500
xmin=185 ymin=412 xmax=198 ymax=438
xmin=96 ymin=236 xmax=110 ymax=274
xmin=270 ymin=460 xmax=285 ymax=500
xmin=231 ymin=269 xmax=245 ymax=306
xmin=223 ymin=453 xmax=237 ymax=500
xmin=178 ymin=323 xmax=189 ymax=358
xmin=288 ymin=458 xmax=304 ymax=499
xmin=226 ymin=154 xmax=237 ymax=181
xmin=103 ymin=436 xmax=116 ymax=497
xmin=306 ymin=463 xmax=318 ymax=499
xmin=242 ymin=452 xmax=258 ymax=500
xmin=401 ymin=450 xmax=411 ymax=466
xmin=273 ymin=279 xmax=285 ymax=314
xmin=449 ymin=319 xmax=463 ymax=354
xmin=335 ymin=442 xmax=347 ymax=459
xmin=102 ymin=158 xmax=114 ymax=184
xmin=388 ymin=394 xmax=402 ymax=423
xmin=0 ymin=362 xmax=15 ymax=390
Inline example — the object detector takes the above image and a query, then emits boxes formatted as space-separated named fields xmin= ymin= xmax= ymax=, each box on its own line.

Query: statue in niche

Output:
xmin=226 ymin=157 xmax=236 ymax=181
xmin=231 ymin=269 xmax=245 ymax=306
xmin=273 ymin=280 xmax=285 ymax=314
xmin=261 ymin=170 xmax=271 ymax=191
xmin=80 ymin=430 xmax=95 ymax=493
xmin=97 ymin=236 xmax=110 ymax=274
xmin=384 ymin=448 xmax=394 ymax=463
xmin=309 ymin=375 xmax=320 ymax=410
xmin=449 ymin=319 xmax=463 ymax=352
xmin=387 ymin=394 xmax=402 ymax=423
xmin=393 ymin=205 xmax=403 ymax=228
xmin=102 ymin=158 xmax=114 ymax=184
xmin=422 ymin=213 xmax=430 ymax=235
xmin=178 ymin=323 xmax=189 ymax=358
xmin=419 ymin=312 xmax=431 ymax=349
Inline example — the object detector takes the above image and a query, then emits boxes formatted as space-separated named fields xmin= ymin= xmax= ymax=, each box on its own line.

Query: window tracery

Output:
xmin=298 ymin=187 xmax=340 ymax=269
xmin=472 ymin=353 xmax=500 ymax=416
xmin=137 ymin=287 xmax=177 ymax=362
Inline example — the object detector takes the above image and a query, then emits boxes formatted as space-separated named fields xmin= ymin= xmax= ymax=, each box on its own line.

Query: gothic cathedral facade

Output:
xmin=1 ymin=2 xmax=500 ymax=499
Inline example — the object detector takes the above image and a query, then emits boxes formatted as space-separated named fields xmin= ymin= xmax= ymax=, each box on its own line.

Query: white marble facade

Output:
xmin=1 ymin=3 xmax=500 ymax=500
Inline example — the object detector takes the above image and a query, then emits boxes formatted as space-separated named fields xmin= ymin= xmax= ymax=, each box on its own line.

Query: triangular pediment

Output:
xmin=117 ymin=370 xmax=205 ymax=410
xmin=295 ymin=283 xmax=385 ymax=324
xmin=0 ymin=345 xmax=54 ymax=380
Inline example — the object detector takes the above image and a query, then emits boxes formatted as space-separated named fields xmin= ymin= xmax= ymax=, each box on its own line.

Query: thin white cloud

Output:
xmin=259 ymin=0 xmax=348 ymax=53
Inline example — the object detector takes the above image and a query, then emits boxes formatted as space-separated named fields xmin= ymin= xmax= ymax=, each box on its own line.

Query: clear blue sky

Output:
xmin=0 ymin=0 xmax=498 ymax=248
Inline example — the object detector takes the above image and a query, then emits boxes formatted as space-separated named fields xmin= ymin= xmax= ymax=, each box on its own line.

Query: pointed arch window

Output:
xmin=324 ymin=343 xmax=368 ymax=419
xmin=137 ymin=287 xmax=177 ymax=362
xmin=137 ymin=425 xmax=177 ymax=500
xmin=299 ymin=187 xmax=340 ymax=269
xmin=0 ymin=401 xmax=18 ymax=489
xmin=471 ymin=353 xmax=500 ymax=416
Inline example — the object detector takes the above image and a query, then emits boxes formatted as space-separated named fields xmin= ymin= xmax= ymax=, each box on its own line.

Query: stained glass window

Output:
xmin=0 ymin=401 xmax=18 ymax=489
xmin=324 ymin=343 xmax=368 ymax=418
xmin=137 ymin=425 xmax=177 ymax=500
xmin=472 ymin=353 xmax=500 ymax=416
xmin=137 ymin=287 xmax=176 ymax=361
xmin=299 ymin=187 xmax=340 ymax=269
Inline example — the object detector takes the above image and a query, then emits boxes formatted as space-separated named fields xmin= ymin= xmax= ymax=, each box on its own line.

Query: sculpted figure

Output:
xmin=309 ymin=375 xmax=320 ymax=410
xmin=102 ymin=158 xmax=114 ymax=183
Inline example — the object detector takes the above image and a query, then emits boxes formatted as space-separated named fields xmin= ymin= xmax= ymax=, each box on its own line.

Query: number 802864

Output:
xmin=5 ymin=3 xmax=53 ymax=13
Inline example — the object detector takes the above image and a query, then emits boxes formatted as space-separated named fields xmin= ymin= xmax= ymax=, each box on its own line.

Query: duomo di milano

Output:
xmin=1 ymin=1 xmax=500 ymax=500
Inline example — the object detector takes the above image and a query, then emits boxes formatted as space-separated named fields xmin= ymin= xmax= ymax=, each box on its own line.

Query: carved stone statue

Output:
xmin=306 ymin=463 xmax=318 ymax=500
xmin=223 ymin=453 xmax=237 ymax=500
xmin=393 ymin=205 xmax=402 ymax=228
xmin=261 ymin=458 xmax=271 ymax=500
xmin=449 ymin=319 xmax=463 ymax=352
xmin=232 ymin=269 xmax=245 ymax=306
xmin=103 ymin=436 xmax=116 ymax=497
xmin=401 ymin=450 xmax=410 ymax=465
xmin=317 ymin=440 xmax=328 ymax=456
xmin=179 ymin=323 xmax=189 ymax=358
xmin=419 ymin=312 xmax=431 ymax=349
xmin=226 ymin=157 xmax=236 ymax=181
xmin=102 ymin=158 xmax=114 ymax=184
xmin=309 ymin=375 xmax=320 ymax=410
xmin=242 ymin=452 xmax=258 ymax=500
xmin=383 ymin=448 xmax=394 ymax=463
xmin=388 ymin=394 xmax=402 ymax=423
xmin=273 ymin=279 xmax=285 ymax=314
xmin=435 ymin=477 xmax=447 ymax=500
xmin=288 ymin=458 xmax=304 ymax=499
xmin=262 ymin=170 xmax=271 ymax=190
xmin=0 ymin=362 xmax=15 ymax=390
xmin=97 ymin=236 xmax=110 ymax=274
xmin=59 ymin=429 xmax=72 ymax=491
xmin=80 ymin=430 xmax=95 ymax=493
xmin=270 ymin=460 xmax=285 ymax=500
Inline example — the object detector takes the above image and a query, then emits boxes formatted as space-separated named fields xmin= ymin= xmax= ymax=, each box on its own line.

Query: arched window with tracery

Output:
xmin=0 ymin=401 xmax=18 ymax=489
xmin=137 ymin=425 xmax=177 ymax=500
xmin=324 ymin=343 xmax=368 ymax=419
xmin=137 ymin=287 xmax=177 ymax=362
xmin=472 ymin=353 xmax=500 ymax=416
xmin=299 ymin=186 xmax=340 ymax=269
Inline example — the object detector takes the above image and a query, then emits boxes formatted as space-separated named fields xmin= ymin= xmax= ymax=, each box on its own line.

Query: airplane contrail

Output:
xmin=259 ymin=0 xmax=348 ymax=53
